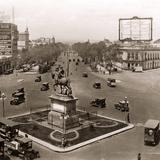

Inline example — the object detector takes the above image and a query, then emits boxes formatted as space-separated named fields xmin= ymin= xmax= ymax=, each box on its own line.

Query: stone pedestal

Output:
xmin=48 ymin=94 xmax=79 ymax=129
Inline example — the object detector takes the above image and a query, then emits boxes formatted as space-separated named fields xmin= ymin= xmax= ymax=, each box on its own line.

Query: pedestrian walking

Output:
xmin=127 ymin=112 xmax=130 ymax=123
xmin=137 ymin=153 xmax=141 ymax=160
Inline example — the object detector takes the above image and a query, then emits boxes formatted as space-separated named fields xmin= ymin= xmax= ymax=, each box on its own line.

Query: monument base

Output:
xmin=48 ymin=111 xmax=79 ymax=129
xmin=48 ymin=94 xmax=79 ymax=130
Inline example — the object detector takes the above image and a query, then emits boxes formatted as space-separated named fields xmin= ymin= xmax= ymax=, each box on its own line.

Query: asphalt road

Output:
xmin=1 ymin=56 xmax=160 ymax=160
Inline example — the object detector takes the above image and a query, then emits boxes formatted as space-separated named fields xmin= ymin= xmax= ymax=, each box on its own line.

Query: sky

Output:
xmin=0 ymin=0 xmax=160 ymax=42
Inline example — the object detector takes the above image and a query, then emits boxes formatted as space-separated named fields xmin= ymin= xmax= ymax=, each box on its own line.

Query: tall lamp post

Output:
xmin=66 ymin=50 xmax=70 ymax=77
xmin=1 ymin=93 xmax=6 ymax=118
xmin=61 ymin=113 xmax=68 ymax=147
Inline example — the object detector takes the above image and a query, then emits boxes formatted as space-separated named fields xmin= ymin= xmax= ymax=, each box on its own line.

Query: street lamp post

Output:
xmin=1 ymin=93 xmax=6 ymax=118
xmin=61 ymin=113 xmax=67 ymax=147
xmin=66 ymin=51 xmax=70 ymax=77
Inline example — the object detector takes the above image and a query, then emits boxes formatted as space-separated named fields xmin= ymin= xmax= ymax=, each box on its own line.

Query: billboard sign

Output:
xmin=119 ymin=17 xmax=152 ymax=41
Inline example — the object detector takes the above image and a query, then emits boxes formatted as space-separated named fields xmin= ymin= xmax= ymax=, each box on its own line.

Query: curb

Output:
xmin=18 ymin=115 xmax=134 ymax=153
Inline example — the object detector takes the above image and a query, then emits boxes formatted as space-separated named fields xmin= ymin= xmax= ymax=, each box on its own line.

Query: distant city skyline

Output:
xmin=0 ymin=0 xmax=160 ymax=42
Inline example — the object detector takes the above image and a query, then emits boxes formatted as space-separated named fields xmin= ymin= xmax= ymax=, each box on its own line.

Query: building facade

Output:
xmin=18 ymin=27 xmax=29 ymax=51
xmin=121 ymin=46 xmax=160 ymax=70
xmin=0 ymin=23 xmax=18 ymax=55
xmin=30 ymin=36 xmax=55 ymax=47
xmin=0 ymin=23 xmax=18 ymax=74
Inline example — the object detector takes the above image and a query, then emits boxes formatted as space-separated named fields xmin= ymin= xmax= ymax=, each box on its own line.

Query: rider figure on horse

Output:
xmin=54 ymin=67 xmax=73 ymax=98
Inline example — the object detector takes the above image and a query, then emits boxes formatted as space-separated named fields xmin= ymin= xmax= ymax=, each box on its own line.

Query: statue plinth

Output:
xmin=48 ymin=94 xmax=79 ymax=129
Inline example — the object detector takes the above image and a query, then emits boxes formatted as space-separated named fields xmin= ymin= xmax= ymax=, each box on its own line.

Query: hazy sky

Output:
xmin=0 ymin=0 xmax=160 ymax=42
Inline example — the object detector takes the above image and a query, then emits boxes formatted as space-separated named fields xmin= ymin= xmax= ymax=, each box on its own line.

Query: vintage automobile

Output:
xmin=35 ymin=76 xmax=41 ymax=82
xmin=40 ymin=82 xmax=49 ymax=91
xmin=4 ymin=69 xmax=14 ymax=75
xmin=132 ymin=66 xmax=143 ymax=72
xmin=51 ymin=73 xmax=55 ymax=79
xmin=0 ymin=118 xmax=19 ymax=140
xmin=114 ymin=100 xmax=129 ymax=112
xmin=0 ymin=119 xmax=40 ymax=160
xmin=39 ymin=64 xmax=50 ymax=74
xmin=12 ymin=88 xmax=25 ymax=97
xmin=6 ymin=137 xmax=40 ymax=160
xmin=10 ymin=93 xmax=25 ymax=105
xmin=107 ymin=78 xmax=116 ymax=87
xmin=0 ymin=137 xmax=4 ymax=157
xmin=82 ymin=72 xmax=88 ymax=77
xmin=144 ymin=119 xmax=160 ymax=146
xmin=93 ymin=82 xmax=101 ymax=89
xmin=90 ymin=98 xmax=106 ymax=108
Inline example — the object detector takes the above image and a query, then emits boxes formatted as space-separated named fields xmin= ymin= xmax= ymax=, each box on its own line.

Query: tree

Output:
xmin=16 ymin=42 xmax=68 ymax=66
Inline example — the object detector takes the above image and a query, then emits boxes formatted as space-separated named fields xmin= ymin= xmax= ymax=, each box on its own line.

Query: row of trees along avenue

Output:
xmin=72 ymin=41 xmax=121 ymax=63
xmin=13 ymin=42 xmax=68 ymax=68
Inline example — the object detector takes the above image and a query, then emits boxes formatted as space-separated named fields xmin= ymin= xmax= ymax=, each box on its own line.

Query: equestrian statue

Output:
xmin=53 ymin=67 xmax=73 ymax=98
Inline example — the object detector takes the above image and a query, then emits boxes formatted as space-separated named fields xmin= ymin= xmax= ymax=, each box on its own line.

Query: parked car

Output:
xmin=144 ymin=119 xmax=160 ymax=146
xmin=35 ymin=76 xmax=41 ymax=82
xmin=132 ymin=66 xmax=143 ymax=72
xmin=40 ymin=82 xmax=49 ymax=91
xmin=6 ymin=137 xmax=40 ymax=160
xmin=10 ymin=93 xmax=25 ymax=105
xmin=93 ymin=82 xmax=101 ymax=89
xmin=51 ymin=73 xmax=55 ymax=79
xmin=114 ymin=100 xmax=129 ymax=112
xmin=4 ymin=69 xmax=14 ymax=75
xmin=82 ymin=72 xmax=88 ymax=77
xmin=90 ymin=98 xmax=106 ymax=108
xmin=0 ymin=138 xmax=4 ymax=157
xmin=107 ymin=78 xmax=116 ymax=87
xmin=12 ymin=88 xmax=25 ymax=97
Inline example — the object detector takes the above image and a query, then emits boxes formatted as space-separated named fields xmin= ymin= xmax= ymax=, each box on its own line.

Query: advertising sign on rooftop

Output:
xmin=119 ymin=17 xmax=152 ymax=41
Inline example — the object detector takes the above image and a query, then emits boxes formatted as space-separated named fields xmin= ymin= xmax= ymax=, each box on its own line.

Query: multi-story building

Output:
xmin=18 ymin=27 xmax=29 ymax=51
xmin=0 ymin=23 xmax=18 ymax=74
xmin=121 ymin=45 xmax=160 ymax=70
xmin=30 ymin=36 xmax=55 ymax=47
xmin=0 ymin=23 xmax=18 ymax=55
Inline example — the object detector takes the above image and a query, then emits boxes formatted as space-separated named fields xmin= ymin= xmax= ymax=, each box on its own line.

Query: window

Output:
xmin=128 ymin=53 xmax=130 ymax=59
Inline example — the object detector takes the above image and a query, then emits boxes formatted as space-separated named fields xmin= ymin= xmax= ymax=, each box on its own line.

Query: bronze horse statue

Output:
xmin=53 ymin=77 xmax=72 ymax=97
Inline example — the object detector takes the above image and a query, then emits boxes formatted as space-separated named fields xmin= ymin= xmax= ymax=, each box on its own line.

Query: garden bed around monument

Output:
xmin=9 ymin=110 xmax=134 ymax=152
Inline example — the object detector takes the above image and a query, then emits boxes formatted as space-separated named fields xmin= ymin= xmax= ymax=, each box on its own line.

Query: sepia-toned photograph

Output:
xmin=0 ymin=0 xmax=160 ymax=160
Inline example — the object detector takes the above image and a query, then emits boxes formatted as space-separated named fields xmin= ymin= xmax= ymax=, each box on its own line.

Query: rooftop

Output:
xmin=0 ymin=118 xmax=19 ymax=127
xmin=144 ymin=119 xmax=159 ymax=129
